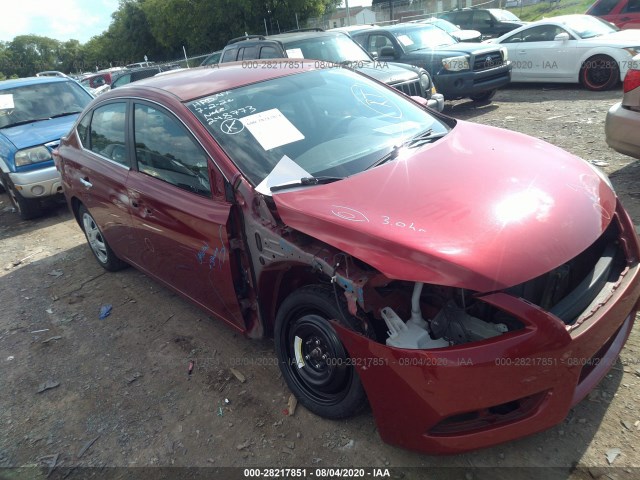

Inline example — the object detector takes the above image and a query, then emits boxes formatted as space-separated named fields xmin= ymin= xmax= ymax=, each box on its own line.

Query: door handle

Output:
xmin=79 ymin=177 xmax=92 ymax=188
xmin=620 ymin=16 xmax=631 ymax=21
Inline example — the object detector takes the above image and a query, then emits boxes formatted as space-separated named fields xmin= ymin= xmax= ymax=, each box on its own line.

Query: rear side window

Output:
xmin=238 ymin=46 xmax=258 ymax=60
xmin=260 ymin=46 xmax=281 ymax=59
xmin=221 ymin=49 xmax=238 ymax=62
xmin=590 ymin=0 xmax=620 ymax=14
xmin=132 ymin=69 xmax=157 ymax=82
xmin=472 ymin=10 xmax=493 ymax=29
xmin=89 ymin=103 xmax=128 ymax=166
xmin=112 ymin=74 xmax=131 ymax=88
xmin=133 ymin=103 xmax=211 ymax=197
xmin=624 ymin=0 xmax=640 ymax=13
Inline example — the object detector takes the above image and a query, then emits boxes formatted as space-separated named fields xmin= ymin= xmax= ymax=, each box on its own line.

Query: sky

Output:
xmin=1 ymin=0 xmax=370 ymax=44
xmin=1 ymin=0 xmax=120 ymax=43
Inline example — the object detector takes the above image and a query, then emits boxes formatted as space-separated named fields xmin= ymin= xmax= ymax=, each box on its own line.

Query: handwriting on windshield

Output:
xmin=351 ymin=84 xmax=402 ymax=119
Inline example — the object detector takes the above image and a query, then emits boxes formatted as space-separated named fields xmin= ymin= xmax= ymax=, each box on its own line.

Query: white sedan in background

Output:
xmin=490 ymin=15 xmax=640 ymax=90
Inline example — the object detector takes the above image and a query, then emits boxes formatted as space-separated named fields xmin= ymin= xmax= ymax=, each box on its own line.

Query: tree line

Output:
xmin=0 ymin=0 xmax=340 ymax=79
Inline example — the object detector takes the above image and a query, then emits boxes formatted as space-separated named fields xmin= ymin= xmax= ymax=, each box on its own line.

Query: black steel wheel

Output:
xmin=580 ymin=55 xmax=619 ymax=91
xmin=274 ymin=285 xmax=369 ymax=419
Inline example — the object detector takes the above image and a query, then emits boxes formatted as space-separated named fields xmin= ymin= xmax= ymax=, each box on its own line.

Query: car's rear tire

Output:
xmin=78 ymin=204 xmax=128 ymax=271
xmin=274 ymin=285 xmax=370 ymax=419
xmin=470 ymin=89 xmax=497 ymax=103
xmin=2 ymin=175 xmax=42 ymax=220
xmin=580 ymin=55 xmax=619 ymax=91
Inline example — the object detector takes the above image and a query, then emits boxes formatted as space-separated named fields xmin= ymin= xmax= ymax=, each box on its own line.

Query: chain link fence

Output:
xmin=307 ymin=0 xmax=546 ymax=29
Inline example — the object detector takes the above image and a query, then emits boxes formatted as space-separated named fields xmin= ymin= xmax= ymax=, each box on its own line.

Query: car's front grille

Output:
xmin=473 ymin=51 xmax=504 ymax=72
xmin=507 ymin=219 xmax=625 ymax=325
xmin=392 ymin=79 xmax=422 ymax=97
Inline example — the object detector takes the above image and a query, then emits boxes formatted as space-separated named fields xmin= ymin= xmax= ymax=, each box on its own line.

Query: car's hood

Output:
xmin=272 ymin=121 xmax=616 ymax=292
xmin=580 ymin=30 xmax=640 ymax=47
xmin=452 ymin=30 xmax=482 ymax=42
xmin=356 ymin=62 xmax=418 ymax=84
xmin=423 ymin=42 xmax=502 ymax=55
xmin=0 ymin=115 xmax=79 ymax=150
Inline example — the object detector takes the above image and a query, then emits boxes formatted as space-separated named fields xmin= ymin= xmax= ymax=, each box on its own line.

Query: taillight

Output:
xmin=623 ymin=68 xmax=640 ymax=93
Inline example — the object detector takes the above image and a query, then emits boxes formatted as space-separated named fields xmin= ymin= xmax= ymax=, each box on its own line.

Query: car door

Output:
xmin=125 ymin=101 xmax=245 ymax=329
xmin=66 ymin=102 xmax=135 ymax=259
xmin=501 ymin=25 xmax=577 ymax=81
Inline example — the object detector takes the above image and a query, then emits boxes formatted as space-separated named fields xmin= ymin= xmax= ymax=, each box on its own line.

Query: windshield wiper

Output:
xmin=366 ymin=128 xmax=448 ymax=170
xmin=270 ymin=176 xmax=343 ymax=193
xmin=49 ymin=111 xmax=82 ymax=119
xmin=404 ymin=128 xmax=448 ymax=147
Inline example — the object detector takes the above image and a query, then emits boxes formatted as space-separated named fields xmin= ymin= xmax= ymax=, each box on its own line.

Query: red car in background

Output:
xmin=79 ymin=71 xmax=114 ymax=89
xmin=587 ymin=0 xmax=640 ymax=29
xmin=54 ymin=62 xmax=640 ymax=454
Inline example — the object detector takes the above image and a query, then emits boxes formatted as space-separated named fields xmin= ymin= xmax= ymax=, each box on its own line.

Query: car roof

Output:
xmin=239 ymin=30 xmax=346 ymax=43
xmin=0 ymin=76 xmax=74 ymax=90
xmin=97 ymin=60 xmax=321 ymax=102
xmin=503 ymin=14 xmax=591 ymax=30
xmin=329 ymin=25 xmax=377 ymax=32
xmin=112 ymin=66 xmax=161 ymax=78
xmin=383 ymin=23 xmax=439 ymax=33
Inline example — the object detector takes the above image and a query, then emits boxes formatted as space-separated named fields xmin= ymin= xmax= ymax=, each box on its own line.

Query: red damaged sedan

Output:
xmin=54 ymin=61 xmax=640 ymax=454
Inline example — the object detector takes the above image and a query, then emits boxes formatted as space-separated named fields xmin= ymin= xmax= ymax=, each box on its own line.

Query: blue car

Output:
xmin=0 ymin=77 xmax=93 ymax=219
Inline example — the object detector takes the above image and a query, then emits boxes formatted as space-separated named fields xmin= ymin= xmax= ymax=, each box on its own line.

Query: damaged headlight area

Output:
xmin=376 ymin=281 xmax=521 ymax=349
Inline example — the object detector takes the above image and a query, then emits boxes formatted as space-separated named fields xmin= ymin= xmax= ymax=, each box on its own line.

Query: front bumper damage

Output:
xmin=335 ymin=285 xmax=638 ymax=454
xmin=332 ymin=204 xmax=640 ymax=455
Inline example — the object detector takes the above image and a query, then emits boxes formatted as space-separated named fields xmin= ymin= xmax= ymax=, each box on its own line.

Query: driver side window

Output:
xmin=368 ymin=35 xmax=394 ymax=57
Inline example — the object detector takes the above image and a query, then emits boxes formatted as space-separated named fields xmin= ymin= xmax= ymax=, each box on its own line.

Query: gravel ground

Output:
xmin=0 ymin=83 xmax=639 ymax=480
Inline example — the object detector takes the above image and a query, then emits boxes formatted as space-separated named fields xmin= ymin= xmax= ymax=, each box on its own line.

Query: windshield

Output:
xmin=0 ymin=80 xmax=92 ymax=128
xmin=284 ymin=35 xmax=372 ymax=63
xmin=390 ymin=26 xmax=457 ymax=51
xmin=187 ymin=68 xmax=449 ymax=188
xmin=490 ymin=9 xmax=521 ymax=21
xmin=427 ymin=19 xmax=458 ymax=33
xmin=560 ymin=15 xmax=618 ymax=38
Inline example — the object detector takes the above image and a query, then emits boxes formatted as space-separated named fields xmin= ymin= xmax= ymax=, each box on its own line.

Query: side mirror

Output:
xmin=410 ymin=96 xmax=428 ymax=106
xmin=554 ymin=32 xmax=570 ymax=42
xmin=379 ymin=46 xmax=396 ymax=58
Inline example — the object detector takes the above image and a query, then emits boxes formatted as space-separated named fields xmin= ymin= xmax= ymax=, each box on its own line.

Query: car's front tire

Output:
xmin=78 ymin=204 xmax=127 ymax=271
xmin=470 ymin=89 xmax=497 ymax=103
xmin=274 ymin=285 xmax=370 ymax=419
xmin=2 ymin=175 xmax=42 ymax=220
xmin=580 ymin=54 xmax=619 ymax=91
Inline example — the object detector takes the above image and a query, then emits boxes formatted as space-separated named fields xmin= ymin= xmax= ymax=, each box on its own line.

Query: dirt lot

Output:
xmin=1 ymin=84 xmax=640 ymax=480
